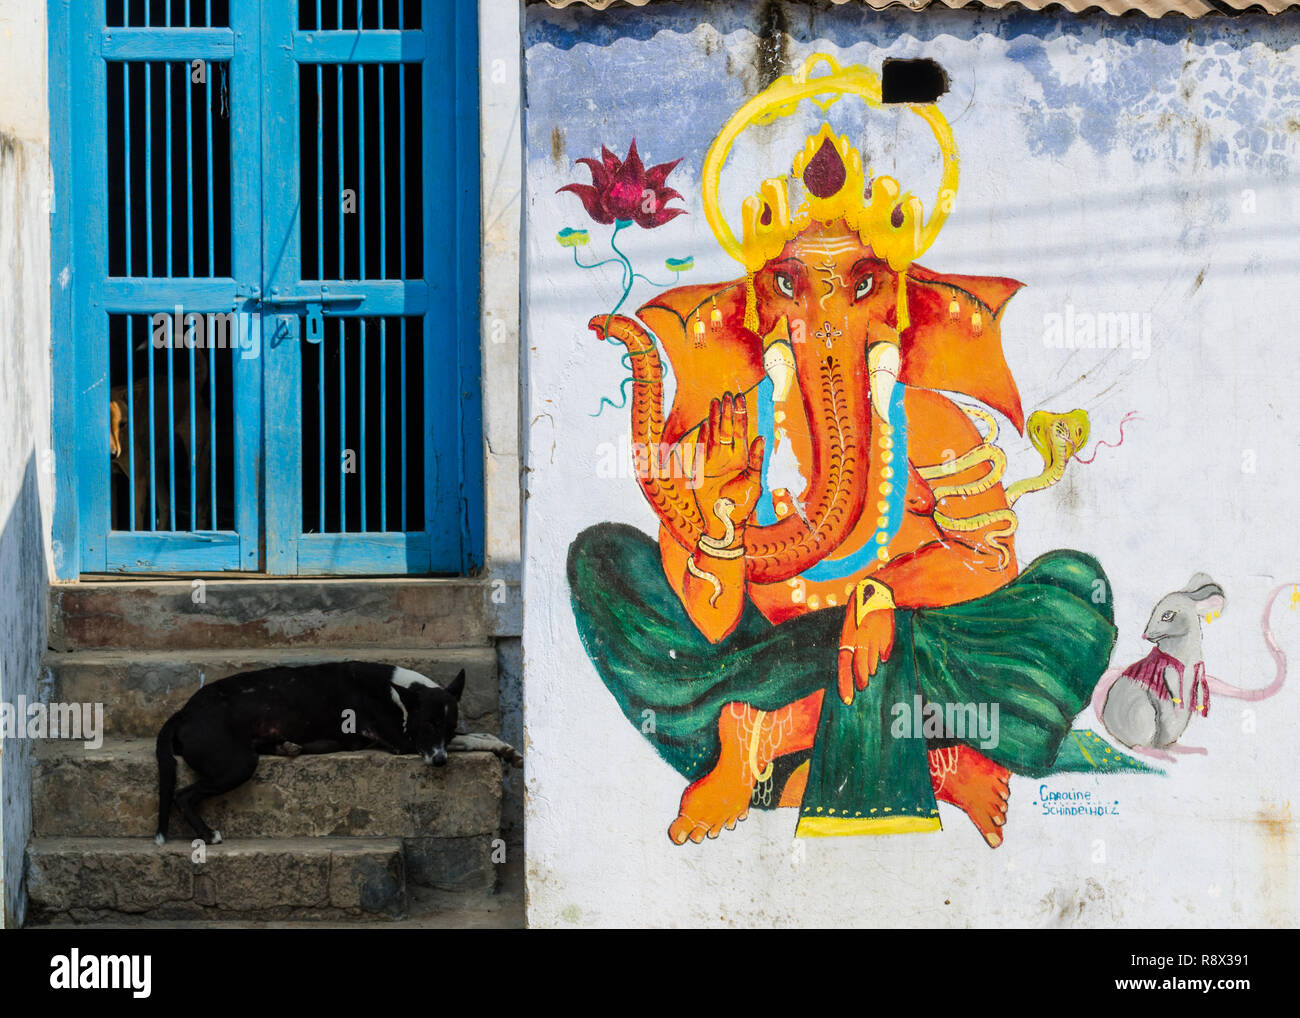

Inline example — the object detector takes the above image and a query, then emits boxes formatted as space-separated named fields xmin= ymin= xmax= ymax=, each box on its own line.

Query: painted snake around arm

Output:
xmin=917 ymin=408 xmax=1091 ymax=568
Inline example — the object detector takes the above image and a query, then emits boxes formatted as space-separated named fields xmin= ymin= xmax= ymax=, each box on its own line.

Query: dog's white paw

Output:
xmin=155 ymin=833 xmax=166 ymax=846
xmin=211 ymin=830 xmax=222 ymax=845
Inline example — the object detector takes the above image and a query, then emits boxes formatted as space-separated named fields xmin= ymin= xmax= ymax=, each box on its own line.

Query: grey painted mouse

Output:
xmin=1091 ymin=576 xmax=1291 ymax=762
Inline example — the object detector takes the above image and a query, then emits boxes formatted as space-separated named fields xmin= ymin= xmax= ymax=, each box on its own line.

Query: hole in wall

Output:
xmin=881 ymin=59 xmax=949 ymax=105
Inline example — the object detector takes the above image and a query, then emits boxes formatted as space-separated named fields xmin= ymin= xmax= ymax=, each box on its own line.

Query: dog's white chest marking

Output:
xmin=388 ymin=668 xmax=439 ymax=733
xmin=390 ymin=688 xmax=409 ymax=731
xmin=390 ymin=667 xmax=439 ymax=690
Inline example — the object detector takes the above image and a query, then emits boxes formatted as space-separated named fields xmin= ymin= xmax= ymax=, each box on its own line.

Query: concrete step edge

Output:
xmin=33 ymin=735 xmax=504 ymax=763
xmin=28 ymin=835 xmax=406 ymax=853
xmin=25 ymin=836 xmax=411 ymax=921
xmin=56 ymin=577 xmax=502 ymax=590
xmin=48 ymin=580 xmax=514 ymax=651
xmin=42 ymin=646 xmax=500 ymax=665
xmin=31 ymin=739 xmax=506 ymax=841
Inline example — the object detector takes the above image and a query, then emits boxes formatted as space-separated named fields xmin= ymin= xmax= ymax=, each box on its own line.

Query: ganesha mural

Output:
xmin=561 ymin=55 xmax=1157 ymax=849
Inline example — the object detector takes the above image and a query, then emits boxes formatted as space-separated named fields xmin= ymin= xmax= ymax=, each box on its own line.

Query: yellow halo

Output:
xmin=701 ymin=54 xmax=960 ymax=274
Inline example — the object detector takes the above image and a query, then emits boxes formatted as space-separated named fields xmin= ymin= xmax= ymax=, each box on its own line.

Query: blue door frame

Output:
xmin=48 ymin=0 xmax=483 ymax=578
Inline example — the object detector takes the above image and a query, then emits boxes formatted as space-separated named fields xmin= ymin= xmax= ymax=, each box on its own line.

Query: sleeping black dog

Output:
xmin=155 ymin=663 xmax=464 ymax=845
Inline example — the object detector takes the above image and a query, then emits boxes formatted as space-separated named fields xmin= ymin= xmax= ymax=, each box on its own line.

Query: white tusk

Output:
xmin=867 ymin=341 xmax=900 ymax=422
xmin=764 ymin=340 xmax=796 ymax=404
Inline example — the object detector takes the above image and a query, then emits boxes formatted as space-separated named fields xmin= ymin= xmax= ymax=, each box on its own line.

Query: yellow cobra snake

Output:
xmin=916 ymin=407 xmax=1090 ymax=568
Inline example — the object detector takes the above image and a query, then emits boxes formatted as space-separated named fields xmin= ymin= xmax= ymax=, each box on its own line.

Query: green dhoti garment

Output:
xmin=567 ymin=523 xmax=1125 ymax=836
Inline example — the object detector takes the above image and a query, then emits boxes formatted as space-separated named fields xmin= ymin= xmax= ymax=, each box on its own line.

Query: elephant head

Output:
xmin=589 ymin=63 xmax=1026 ymax=584
xmin=594 ymin=244 xmax=1025 ymax=583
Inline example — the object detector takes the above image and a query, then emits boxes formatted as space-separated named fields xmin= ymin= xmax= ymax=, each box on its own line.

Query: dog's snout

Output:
xmin=425 ymin=747 xmax=448 ymax=766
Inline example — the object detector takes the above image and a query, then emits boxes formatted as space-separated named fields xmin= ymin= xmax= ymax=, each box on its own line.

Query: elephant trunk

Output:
xmin=594 ymin=315 xmax=882 ymax=587
xmin=588 ymin=315 xmax=704 ymax=548
xmin=744 ymin=345 xmax=873 ymax=584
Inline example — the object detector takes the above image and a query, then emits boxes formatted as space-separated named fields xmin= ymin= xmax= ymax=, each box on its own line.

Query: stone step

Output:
xmin=49 ymin=577 xmax=503 ymax=651
xmin=25 ymin=837 xmax=409 ymax=923
xmin=33 ymin=739 xmax=504 ymax=883
xmin=28 ymin=850 xmax=526 ymax=928
xmin=43 ymin=646 xmax=500 ymax=737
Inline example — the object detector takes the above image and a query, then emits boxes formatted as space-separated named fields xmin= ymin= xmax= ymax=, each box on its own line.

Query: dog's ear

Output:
xmin=446 ymin=669 xmax=465 ymax=701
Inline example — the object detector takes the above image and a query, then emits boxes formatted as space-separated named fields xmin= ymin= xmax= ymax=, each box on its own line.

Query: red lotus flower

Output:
xmin=559 ymin=139 xmax=686 ymax=229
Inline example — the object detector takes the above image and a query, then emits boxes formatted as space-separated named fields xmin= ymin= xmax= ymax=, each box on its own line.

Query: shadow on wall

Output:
xmin=0 ymin=455 xmax=49 ymax=928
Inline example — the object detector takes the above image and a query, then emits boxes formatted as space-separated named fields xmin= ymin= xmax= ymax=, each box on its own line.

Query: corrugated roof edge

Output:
xmin=537 ymin=0 xmax=1299 ymax=18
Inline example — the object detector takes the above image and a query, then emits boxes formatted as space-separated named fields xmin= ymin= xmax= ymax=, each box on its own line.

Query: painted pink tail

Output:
xmin=1206 ymin=583 xmax=1293 ymax=702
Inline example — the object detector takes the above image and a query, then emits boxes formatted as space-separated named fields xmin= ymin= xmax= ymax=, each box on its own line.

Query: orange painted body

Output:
xmin=594 ymin=222 xmax=1030 ymax=771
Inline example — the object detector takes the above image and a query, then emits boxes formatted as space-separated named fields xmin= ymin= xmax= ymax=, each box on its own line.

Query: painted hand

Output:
xmin=696 ymin=393 xmax=764 ymax=539
xmin=837 ymin=585 xmax=896 ymax=705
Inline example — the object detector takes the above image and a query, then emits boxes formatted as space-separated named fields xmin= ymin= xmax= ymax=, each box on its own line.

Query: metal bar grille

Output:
xmin=106 ymin=56 xmax=234 ymax=533
xmin=108 ymin=60 xmax=232 ymax=278
xmin=108 ymin=0 xmax=231 ymax=28
xmin=300 ymin=316 xmax=424 ymax=535
xmin=295 ymin=35 xmax=426 ymax=540
xmin=108 ymin=313 xmax=235 ymax=531
xmin=298 ymin=62 xmax=422 ymax=281
xmin=297 ymin=0 xmax=420 ymax=30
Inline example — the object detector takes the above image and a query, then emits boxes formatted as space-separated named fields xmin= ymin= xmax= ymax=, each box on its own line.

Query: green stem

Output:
xmin=593 ymin=221 xmax=654 ymax=419
xmin=571 ymin=249 xmax=625 ymax=272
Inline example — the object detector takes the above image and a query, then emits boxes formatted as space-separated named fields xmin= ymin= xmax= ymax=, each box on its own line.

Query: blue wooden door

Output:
xmin=64 ymin=0 xmax=481 ymax=576
xmin=71 ymin=0 xmax=263 ymax=573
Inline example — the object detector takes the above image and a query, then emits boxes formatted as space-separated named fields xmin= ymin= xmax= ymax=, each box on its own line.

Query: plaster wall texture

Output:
xmin=480 ymin=0 xmax=526 ymax=841
xmin=482 ymin=0 xmax=526 ymax=636
xmin=0 ymin=0 xmax=51 ymax=928
xmin=522 ymin=3 xmax=1300 ymax=927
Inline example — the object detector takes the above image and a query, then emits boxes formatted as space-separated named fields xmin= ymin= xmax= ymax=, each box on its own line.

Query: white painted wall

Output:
xmin=522 ymin=3 xmax=1300 ymax=927
xmin=0 ymin=0 xmax=51 ymax=928
xmin=479 ymin=0 xmax=525 ymax=841
xmin=481 ymin=0 xmax=523 ymax=597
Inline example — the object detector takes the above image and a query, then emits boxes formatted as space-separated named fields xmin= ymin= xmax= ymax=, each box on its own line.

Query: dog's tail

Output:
xmin=155 ymin=713 xmax=181 ymax=845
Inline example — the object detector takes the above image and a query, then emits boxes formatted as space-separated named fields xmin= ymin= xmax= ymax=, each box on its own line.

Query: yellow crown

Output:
xmin=702 ymin=55 xmax=959 ymax=280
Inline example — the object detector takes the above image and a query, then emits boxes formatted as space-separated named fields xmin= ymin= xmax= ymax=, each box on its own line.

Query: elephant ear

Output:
xmin=636 ymin=281 xmax=764 ymax=446
xmin=901 ymin=265 xmax=1026 ymax=434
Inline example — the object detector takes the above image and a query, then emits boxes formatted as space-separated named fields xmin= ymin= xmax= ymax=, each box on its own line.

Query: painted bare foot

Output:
xmin=668 ymin=703 xmax=770 ymax=845
xmin=1165 ymin=744 xmax=1208 ymax=756
xmin=929 ymin=745 xmax=1011 ymax=848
